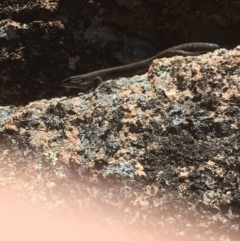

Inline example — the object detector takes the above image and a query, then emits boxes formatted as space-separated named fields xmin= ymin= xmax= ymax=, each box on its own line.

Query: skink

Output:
xmin=62 ymin=42 xmax=219 ymax=90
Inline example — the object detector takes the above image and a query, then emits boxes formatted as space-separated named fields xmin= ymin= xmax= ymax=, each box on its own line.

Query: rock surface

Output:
xmin=1 ymin=46 xmax=240 ymax=240
xmin=0 ymin=0 xmax=239 ymax=104
xmin=0 ymin=1 xmax=240 ymax=240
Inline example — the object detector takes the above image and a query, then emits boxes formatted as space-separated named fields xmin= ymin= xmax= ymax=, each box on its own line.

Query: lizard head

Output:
xmin=62 ymin=74 xmax=102 ymax=90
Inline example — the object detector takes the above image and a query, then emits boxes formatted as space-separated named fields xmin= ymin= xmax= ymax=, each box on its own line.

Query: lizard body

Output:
xmin=62 ymin=42 xmax=219 ymax=90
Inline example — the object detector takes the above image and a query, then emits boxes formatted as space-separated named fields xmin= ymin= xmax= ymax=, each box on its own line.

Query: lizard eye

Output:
xmin=81 ymin=78 xmax=85 ymax=83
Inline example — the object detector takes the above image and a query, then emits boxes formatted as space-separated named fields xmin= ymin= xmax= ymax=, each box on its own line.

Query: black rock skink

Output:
xmin=62 ymin=42 xmax=219 ymax=90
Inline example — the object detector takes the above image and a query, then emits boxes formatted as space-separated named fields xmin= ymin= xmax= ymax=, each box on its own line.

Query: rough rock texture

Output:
xmin=1 ymin=46 xmax=240 ymax=240
xmin=0 ymin=1 xmax=240 ymax=240
xmin=0 ymin=0 xmax=240 ymax=105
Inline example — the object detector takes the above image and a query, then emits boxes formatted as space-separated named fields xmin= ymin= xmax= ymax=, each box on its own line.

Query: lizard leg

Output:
xmin=93 ymin=76 xmax=103 ymax=88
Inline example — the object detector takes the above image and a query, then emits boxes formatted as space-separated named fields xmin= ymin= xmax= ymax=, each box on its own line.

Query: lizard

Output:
xmin=62 ymin=42 xmax=219 ymax=90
